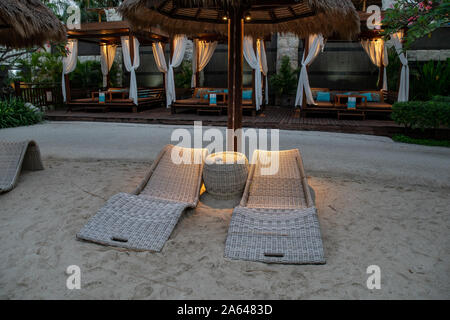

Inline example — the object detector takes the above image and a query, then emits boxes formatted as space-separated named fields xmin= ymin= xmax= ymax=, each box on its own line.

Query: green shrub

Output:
xmin=175 ymin=60 xmax=193 ymax=89
xmin=0 ymin=98 xmax=43 ymax=129
xmin=432 ymin=95 xmax=450 ymax=103
xmin=391 ymin=100 xmax=450 ymax=130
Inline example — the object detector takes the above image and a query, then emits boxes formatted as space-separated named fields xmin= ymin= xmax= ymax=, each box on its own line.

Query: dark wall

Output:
xmin=305 ymin=41 xmax=379 ymax=91
xmin=135 ymin=46 xmax=167 ymax=87
xmin=203 ymin=35 xmax=278 ymax=88
xmin=78 ymin=41 xmax=100 ymax=56
xmin=410 ymin=27 xmax=450 ymax=50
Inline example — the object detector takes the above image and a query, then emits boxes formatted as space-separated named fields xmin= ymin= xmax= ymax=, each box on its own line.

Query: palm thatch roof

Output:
xmin=119 ymin=0 xmax=360 ymax=39
xmin=0 ymin=0 xmax=66 ymax=48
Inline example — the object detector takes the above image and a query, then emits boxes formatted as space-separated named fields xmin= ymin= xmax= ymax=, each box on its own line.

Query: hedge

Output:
xmin=391 ymin=97 xmax=450 ymax=130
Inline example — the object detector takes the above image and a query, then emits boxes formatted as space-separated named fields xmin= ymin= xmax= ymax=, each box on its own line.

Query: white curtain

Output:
xmin=62 ymin=39 xmax=78 ymax=102
xmin=100 ymin=44 xmax=117 ymax=88
xmin=295 ymin=34 xmax=325 ymax=107
xmin=392 ymin=32 xmax=409 ymax=102
xmin=121 ymin=36 xmax=140 ymax=105
xmin=258 ymin=39 xmax=269 ymax=105
xmin=166 ymin=35 xmax=187 ymax=107
xmin=152 ymin=42 xmax=168 ymax=95
xmin=243 ymin=36 xmax=262 ymax=111
xmin=361 ymin=39 xmax=388 ymax=90
xmin=191 ymin=39 xmax=218 ymax=87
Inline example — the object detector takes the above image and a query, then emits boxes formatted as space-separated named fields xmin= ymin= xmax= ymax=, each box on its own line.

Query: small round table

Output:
xmin=203 ymin=152 xmax=249 ymax=199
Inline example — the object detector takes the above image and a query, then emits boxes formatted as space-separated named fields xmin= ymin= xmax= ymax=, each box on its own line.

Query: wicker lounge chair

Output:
xmin=0 ymin=140 xmax=44 ymax=193
xmin=225 ymin=149 xmax=325 ymax=264
xmin=77 ymin=144 xmax=208 ymax=252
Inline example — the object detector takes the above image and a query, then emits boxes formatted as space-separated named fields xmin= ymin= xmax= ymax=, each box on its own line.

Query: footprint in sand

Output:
xmin=132 ymin=283 xmax=154 ymax=299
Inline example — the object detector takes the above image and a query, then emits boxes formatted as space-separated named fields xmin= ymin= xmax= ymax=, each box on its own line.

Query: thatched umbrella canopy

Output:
xmin=119 ymin=0 xmax=360 ymax=39
xmin=0 ymin=0 xmax=66 ymax=48
xmin=119 ymin=0 xmax=360 ymax=150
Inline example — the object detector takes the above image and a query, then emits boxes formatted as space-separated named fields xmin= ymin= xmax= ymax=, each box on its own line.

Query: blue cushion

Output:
xmin=223 ymin=89 xmax=228 ymax=93
xmin=243 ymin=90 xmax=252 ymax=100
xmin=316 ymin=91 xmax=330 ymax=102
xmin=361 ymin=93 xmax=373 ymax=102
xmin=203 ymin=94 xmax=209 ymax=99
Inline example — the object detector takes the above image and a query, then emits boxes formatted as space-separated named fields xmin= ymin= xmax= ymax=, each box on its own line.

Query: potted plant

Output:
xmin=270 ymin=56 xmax=299 ymax=107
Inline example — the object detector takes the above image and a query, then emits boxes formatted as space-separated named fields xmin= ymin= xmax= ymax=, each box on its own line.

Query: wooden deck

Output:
xmin=45 ymin=106 xmax=404 ymax=137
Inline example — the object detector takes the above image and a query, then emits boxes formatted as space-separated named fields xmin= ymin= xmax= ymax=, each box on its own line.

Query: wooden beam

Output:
xmin=227 ymin=7 xmax=244 ymax=152
xmin=129 ymin=34 xmax=135 ymax=66
xmin=269 ymin=9 xmax=277 ymax=21
xmin=288 ymin=6 xmax=297 ymax=18
xmin=194 ymin=8 xmax=201 ymax=19
xmin=64 ymin=74 xmax=71 ymax=103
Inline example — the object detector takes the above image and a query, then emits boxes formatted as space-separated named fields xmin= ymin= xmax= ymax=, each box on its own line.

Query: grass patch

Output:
xmin=392 ymin=134 xmax=450 ymax=148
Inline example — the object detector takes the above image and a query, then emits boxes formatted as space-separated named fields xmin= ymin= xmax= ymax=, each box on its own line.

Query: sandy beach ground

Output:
xmin=0 ymin=122 xmax=449 ymax=299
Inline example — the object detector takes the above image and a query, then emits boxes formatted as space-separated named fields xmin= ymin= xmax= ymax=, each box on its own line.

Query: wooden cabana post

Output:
xmin=227 ymin=7 xmax=244 ymax=151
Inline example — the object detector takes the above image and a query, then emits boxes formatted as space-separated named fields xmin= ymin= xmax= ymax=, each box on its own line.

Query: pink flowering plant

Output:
xmin=382 ymin=0 xmax=450 ymax=48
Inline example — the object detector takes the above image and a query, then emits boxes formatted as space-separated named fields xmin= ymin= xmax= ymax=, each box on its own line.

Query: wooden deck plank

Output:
xmin=45 ymin=106 xmax=405 ymax=137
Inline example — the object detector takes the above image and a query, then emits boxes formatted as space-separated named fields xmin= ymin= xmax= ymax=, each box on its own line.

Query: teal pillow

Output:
xmin=203 ymin=94 xmax=209 ymax=99
xmin=361 ymin=93 xmax=373 ymax=102
xmin=316 ymin=91 xmax=330 ymax=102
xmin=243 ymin=90 xmax=252 ymax=100
xmin=347 ymin=97 xmax=356 ymax=109
xmin=223 ymin=89 xmax=228 ymax=93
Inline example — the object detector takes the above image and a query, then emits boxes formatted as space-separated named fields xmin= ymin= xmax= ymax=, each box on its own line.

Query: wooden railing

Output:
xmin=13 ymin=82 xmax=63 ymax=107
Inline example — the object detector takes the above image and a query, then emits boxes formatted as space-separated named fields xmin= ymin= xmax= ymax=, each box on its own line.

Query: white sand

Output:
xmin=1 ymin=158 xmax=448 ymax=299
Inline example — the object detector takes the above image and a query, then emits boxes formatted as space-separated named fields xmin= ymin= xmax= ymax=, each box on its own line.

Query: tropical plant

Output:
xmin=70 ymin=60 xmax=120 ymax=88
xmin=270 ymin=56 xmax=299 ymax=96
xmin=410 ymin=58 xmax=450 ymax=100
xmin=0 ymin=98 xmax=43 ymax=129
xmin=386 ymin=47 xmax=402 ymax=93
xmin=11 ymin=51 xmax=64 ymax=85
xmin=382 ymin=0 xmax=450 ymax=49
xmin=175 ymin=60 xmax=193 ymax=89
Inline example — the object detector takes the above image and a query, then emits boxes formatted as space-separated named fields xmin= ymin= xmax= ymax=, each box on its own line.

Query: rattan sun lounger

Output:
xmin=0 ymin=140 xmax=44 ymax=193
xmin=77 ymin=144 xmax=208 ymax=252
xmin=225 ymin=149 xmax=325 ymax=264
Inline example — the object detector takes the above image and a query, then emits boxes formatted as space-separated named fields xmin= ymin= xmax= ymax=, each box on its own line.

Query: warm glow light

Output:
xmin=222 ymin=16 xmax=228 ymax=21
xmin=245 ymin=15 xmax=251 ymax=21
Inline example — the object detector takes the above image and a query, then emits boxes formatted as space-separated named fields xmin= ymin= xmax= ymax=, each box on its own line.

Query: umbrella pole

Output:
xmin=227 ymin=8 xmax=244 ymax=152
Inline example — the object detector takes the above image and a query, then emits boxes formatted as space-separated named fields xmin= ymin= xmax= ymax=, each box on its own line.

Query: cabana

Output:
xmin=120 ymin=0 xmax=360 ymax=150
xmin=297 ymin=9 xmax=407 ymax=119
xmin=298 ymin=24 xmax=393 ymax=119
xmin=0 ymin=0 xmax=66 ymax=48
xmin=66 ymin=20 xmax=169 ymax=112
xmin=171 ymin=33 xmax=270 ymax=116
